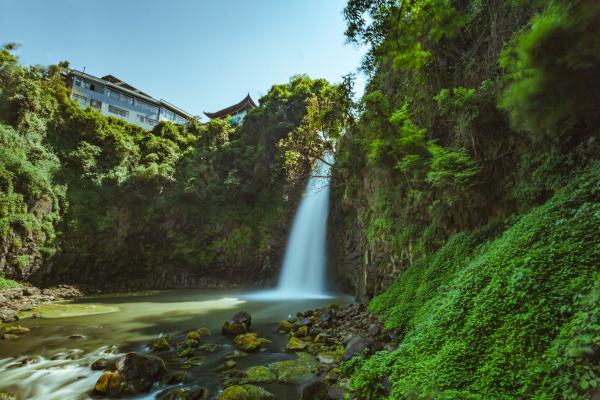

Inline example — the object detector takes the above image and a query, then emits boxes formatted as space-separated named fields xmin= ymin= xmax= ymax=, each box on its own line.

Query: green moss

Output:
xmin=0 ymin=274 xmax=20 ymax=289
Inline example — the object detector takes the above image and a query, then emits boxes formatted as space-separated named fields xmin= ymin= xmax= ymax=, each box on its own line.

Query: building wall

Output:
xmin=69 ymin=74 xmax=189 ymax=130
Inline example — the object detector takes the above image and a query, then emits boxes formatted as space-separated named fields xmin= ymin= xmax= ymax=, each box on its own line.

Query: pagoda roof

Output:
xmin=204 ymin=94 xmax=257 ymax=119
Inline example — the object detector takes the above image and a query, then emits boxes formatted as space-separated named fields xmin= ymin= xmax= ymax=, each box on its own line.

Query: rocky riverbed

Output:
xmin=80 ymin=303 xmax=388 ymax=400
xmin=0 ymin=289 xmax=384 ymax=400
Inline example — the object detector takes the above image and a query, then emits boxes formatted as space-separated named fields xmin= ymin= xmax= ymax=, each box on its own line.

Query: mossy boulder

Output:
xmin=268 ymin=352 xmax=317 ymax=384
xmin=94 ymin=371 xmax=122 ymax=395
xmin=286 ymin=336 xmax=307 ymax=351
xmin=151 ymin=335 xmax=171 ymax=352
xmin=222 ymin=311 xmax=252 ymax=337
xmin=244 ymin=366 xmax=276 ymax=383
xmin=221 ymin=320 xmax=248 ymax=337
xmin=93 ymin=352 xmax=166 ymax=396
xmin=293 ymin=325 xmax=308 ymax=337
xmin=233 ymin=333 xmax=270 ymax=352
xmin=317 ymin=352 xmax=339 ymax=364
xmin=218 ymin=385 xmax=273 ymax=400
xmin=278 ymin=320 xmax=293 ymax=333
xmin=186 ymin=331 xmax=202 ymax=342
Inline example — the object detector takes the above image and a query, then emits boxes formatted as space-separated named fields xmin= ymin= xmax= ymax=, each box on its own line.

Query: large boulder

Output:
xmin=232 ymin=311 xmax=252 ymax=328
xmin=0 ymin=309 xmax=18 ymax=323
xmin=244 ymin=366 xmax=276 ymax=383
xmin=94 ymin=352 xmax=166 ymax=396
xmin=268 ymin=352 xmax=317 ymax=384
xmin=222 ymin=312 xmax=252 ymax=337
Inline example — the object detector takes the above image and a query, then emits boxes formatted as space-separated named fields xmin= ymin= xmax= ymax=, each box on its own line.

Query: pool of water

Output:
xmin=0 ymin=289 xmax=352 ymax=400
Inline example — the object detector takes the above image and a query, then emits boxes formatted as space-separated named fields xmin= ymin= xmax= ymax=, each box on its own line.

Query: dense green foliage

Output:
xmin=343 ymin=165 xmax=600 ymax=398
xmin=0 ymin=47 xmax=343 ymax=286
xmin=336 ymin=0 xmax=600 ymax=261
xmin=335 ymin=0 xmax=600 ymax=398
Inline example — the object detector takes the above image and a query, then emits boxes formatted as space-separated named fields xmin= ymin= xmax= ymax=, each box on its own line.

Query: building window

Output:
xmin=90 ymin=99 xmax=102 ymax=110
xmin=137 ymin=114 xmax=156 ymax=125
xmin=108 ymin=105 xmax=129 ymax=117
xmin=135 ymin=99 xmax=159 ymax=115
xmin=72 ymin=93 xmax=87 ymax=105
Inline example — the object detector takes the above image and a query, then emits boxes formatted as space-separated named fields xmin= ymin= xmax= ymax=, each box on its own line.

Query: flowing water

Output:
xmin=0 ymin=289 xmax=351 ymax=399
xmin=248 ymin=155 xmax=333 ymax=300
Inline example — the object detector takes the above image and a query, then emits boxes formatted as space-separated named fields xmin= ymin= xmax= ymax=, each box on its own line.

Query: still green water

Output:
xmin=0 ymin=289 xmax=352 ymax=400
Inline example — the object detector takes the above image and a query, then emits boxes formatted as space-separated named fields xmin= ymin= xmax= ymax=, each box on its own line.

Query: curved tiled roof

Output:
xmin=204 ymin=94 xmax=257 ymax=119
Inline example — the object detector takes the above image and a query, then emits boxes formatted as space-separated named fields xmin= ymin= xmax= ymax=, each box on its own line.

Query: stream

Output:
xmin=0 ymin=289 xmax=352 ymax=399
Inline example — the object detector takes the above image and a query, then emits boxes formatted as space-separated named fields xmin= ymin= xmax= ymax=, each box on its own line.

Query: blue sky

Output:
xmin=0 ymin=0 xmax=366 ymax=120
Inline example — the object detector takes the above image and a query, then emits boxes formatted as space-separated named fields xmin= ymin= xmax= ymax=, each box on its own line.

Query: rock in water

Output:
xmin=232 ymin=311 xmax=252 ymax=328
xmin=157 ymin=386 xmax=209 ymax=400
xmin=233 ymin=333 xmax=270 ymax=352
xmin=268 ymin=352 xmax=317 ymax=384
xmin=244 ymin=366 xmax=276 ymax=383
xmin=286 ymin=336 xmax=307 ymax=351
xmin=91 ymin=358 xmax=109 ymax=370
xmin=93 ymin=352 xmax=166 ymax=395
xmin=218 ymin=385 xmax=273 ymax=400
xmin=221 ymin=320 xmax=248 ymax=337
xmin=221 ymin=311 xmax=252 ymax=337
xmin=151 ymin=335 xmax=171 ymax=351
xmin=278 ymin=320 xmax=293 ymax=333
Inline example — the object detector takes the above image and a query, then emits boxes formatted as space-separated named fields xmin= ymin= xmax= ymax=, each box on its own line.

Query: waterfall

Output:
xmin=246 ymin=154 xmax=333 ymax=299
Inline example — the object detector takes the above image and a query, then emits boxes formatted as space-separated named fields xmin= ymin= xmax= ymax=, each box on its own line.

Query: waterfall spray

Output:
xmin=246 ymin=154 xmax=333 ymax=299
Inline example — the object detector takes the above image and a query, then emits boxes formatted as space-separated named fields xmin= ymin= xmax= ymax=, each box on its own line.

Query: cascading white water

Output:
xmin=246 ymin=154 xmax=333 ymax=299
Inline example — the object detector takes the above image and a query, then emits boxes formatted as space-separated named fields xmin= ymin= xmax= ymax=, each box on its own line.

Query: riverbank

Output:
xmin=0 ymin=284 xmax=86 ymax=324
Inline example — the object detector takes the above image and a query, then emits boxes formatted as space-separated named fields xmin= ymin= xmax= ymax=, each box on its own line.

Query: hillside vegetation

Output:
xmin=0 ymin=47 xmax=346 ymax=288
xmin=332 ymin=0 xmax=600 ymax=398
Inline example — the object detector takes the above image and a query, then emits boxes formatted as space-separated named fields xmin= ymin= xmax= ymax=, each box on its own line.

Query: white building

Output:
xmin=65 ymin=70 xmax=193 ymax=129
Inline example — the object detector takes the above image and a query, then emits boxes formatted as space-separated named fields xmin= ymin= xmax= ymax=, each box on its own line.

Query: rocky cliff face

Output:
xmin=328 ymin=170 xmax=407 ymax=302
xmin=0 ymin=194 xmax=57 ymax=282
